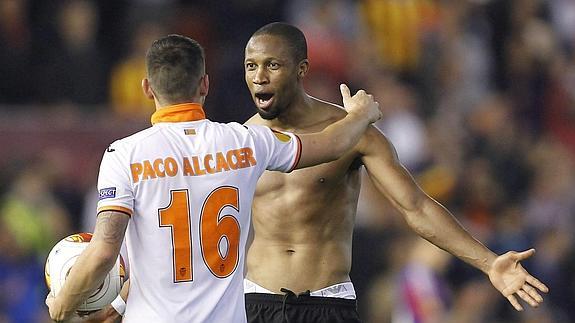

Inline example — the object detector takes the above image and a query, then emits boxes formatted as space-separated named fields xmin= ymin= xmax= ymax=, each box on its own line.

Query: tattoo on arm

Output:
xmin=95 ymin=211 xmax=129 ymax=244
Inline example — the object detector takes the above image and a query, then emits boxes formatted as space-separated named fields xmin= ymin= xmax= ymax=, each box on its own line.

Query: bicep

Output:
xmin=360 ymin=127 xmax=426 ymax=213
xmin=93 ymin=211 xmax=129 ymax=250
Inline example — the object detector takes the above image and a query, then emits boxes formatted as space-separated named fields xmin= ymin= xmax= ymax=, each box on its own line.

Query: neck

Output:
xmin=267 ymin=90 xmax=315 ymax=130
xmin=155 ymin=96 xmax=204 ymax=110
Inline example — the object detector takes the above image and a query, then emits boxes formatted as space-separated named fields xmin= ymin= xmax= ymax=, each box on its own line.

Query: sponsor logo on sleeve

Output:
xmin=99 ymin=187 xmax=117 ymax=200
xmin=271 ymin=129 xmax=292 ymax=143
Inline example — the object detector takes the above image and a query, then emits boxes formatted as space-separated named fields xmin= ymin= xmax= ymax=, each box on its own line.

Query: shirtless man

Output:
xmin=241 ymin=22 xmax=548 ymax=323
xmin=89 ymin=23 xmax=548 ymax=323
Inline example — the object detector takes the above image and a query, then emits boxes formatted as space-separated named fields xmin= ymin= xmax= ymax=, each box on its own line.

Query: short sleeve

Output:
xmin=247 ymin=125 xmax=302 ymax=173
xmin=96 ymin=142 xmax=134 ymax=216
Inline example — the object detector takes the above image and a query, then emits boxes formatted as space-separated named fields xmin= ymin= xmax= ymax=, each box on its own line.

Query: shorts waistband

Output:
xmin=244 ymin=279 xmax=356 ymax=299
xmin=245 ymin=292 xmax=358 ymax=307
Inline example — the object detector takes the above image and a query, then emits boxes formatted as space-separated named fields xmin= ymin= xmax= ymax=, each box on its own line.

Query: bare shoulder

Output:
xmin=307 ymin=97 xmax=349 ymax=128
xmin=313 ymin=96 xmax=347 ymax=118
xmin=357 ymin=125 xmax=398 ymax=161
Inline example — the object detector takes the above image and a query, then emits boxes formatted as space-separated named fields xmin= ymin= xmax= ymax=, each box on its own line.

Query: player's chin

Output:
xmin=257 ymin=108 xmax=279 ymax=120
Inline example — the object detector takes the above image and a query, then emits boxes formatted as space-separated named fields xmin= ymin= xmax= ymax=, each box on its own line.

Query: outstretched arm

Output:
xmin=295 ymin=84 xmax=381 ymax=169
xmin=46 ymin=211 xmax=129 ymax=321
xmin=359 ymin=128 xmax=548 ymax=311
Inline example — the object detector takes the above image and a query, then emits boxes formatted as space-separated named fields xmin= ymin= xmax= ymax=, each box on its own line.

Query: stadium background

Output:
xmin=0 ymin=0 xmax=574 ymax=322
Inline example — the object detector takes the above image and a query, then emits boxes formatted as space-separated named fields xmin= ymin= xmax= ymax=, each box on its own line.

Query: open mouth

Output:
xmin=254 ymin=93 xmax=274 ymax=109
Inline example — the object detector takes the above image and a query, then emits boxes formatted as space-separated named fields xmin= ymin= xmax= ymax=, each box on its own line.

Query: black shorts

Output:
xmin=245 ymin=291 xmax=362 ymax=323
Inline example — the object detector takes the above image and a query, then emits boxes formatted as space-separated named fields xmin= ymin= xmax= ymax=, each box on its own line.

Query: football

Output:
xmin=45 ymin=233 xmax=126 ymax=313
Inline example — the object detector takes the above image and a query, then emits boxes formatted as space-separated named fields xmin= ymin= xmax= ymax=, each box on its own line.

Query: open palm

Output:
xmin=488 ymin=249 xmax=549 ymax=311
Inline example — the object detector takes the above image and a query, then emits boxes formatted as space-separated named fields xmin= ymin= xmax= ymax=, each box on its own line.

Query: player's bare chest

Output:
xmin=256 ymin=158 xmax=360 ymax=194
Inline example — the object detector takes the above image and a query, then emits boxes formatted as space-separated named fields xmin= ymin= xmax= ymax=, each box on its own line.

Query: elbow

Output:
xmin=403 ymin=211 xmax=435 ymax=240
xmin=399 ymin=198 xmax=427 ymax=230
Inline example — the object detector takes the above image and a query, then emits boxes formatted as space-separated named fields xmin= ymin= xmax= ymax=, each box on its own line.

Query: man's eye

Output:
xmin=269 ymin=62 xmax=280 ymax=69
xmin=246 ymin=63 xmax=256 ymax=70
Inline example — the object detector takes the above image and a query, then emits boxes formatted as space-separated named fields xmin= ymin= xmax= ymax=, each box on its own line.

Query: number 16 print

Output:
xmin=159 ymin=187 xmax=240 ymax=282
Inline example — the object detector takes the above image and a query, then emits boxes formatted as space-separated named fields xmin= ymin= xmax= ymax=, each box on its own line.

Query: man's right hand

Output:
xmin=79 ymin=306 xmax=121 ymax=323
xmin=340 ymin=84 xmax=381 ymax=123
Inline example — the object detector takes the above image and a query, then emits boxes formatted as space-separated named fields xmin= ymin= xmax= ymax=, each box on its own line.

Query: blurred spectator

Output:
xmin=0 ymin=0 xmax=33 ymax=104
xmin=435 ymin=1 xmax=493 ymax=117
xmin=287 ymin=0 xmax=360 ymax=93
xmin=369 ymin=74 xmax=430 ymax=172
xmin=0 ymin=159 xmax=72 ymax=322
xmin=36 ymin=0 xmax=108 ymax=107
xmin=544 ymin=51 xmax=575 ymax=154
xmin=392 ymin=238 xmax=451 ymax=323
xmin=505 ymin=0 xmax=556 ymax=134
xmin=548 ymin=0 xmax=575 ymax=54
xmin=524 ymin=137 xmax=575 ymax=234
xmin=0 ymin=160 xmax=72 ymax=256
xmin=359 ymin=0 xmax=440 ymax=80
xmin=445 ymin=279 xmax=499 ymax=323
xmin=109 ymin=21 xmax=163 ymax=118
xmin=0 ymin=225 xmax=50 ymax=322
xmin=466 ymin=94 xmax=532 ymax=203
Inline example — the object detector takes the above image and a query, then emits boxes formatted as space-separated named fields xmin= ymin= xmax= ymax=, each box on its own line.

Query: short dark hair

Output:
xmin=146 ymin=34 xmax=205 ymax=103
xmin=252 ymin=22 xmax=307 ymax=63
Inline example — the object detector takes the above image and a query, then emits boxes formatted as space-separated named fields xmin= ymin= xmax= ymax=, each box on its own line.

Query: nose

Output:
xmin=253 ymin=66 xmax=269 ymax=85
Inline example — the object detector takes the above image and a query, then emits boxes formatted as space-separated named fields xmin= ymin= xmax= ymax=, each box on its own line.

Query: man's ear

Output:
xmin=298 ymin=59 xmax=309 ymax=78
xmin=142 ymin=78 xmax=155 ymax=99
xmin=199 ymin=74 xmax=209 ymax=97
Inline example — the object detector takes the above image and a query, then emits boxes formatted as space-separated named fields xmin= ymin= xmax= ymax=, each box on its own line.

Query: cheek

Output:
xmin=273 ymin=85 xmax=290 ymax=106
xmin=275 ymin=75 xmax=296 ymax=94
xmin=278 ymin=82 xmax=296 ymax=102
xmin=245 ymin=73 xmax=252 ymax=87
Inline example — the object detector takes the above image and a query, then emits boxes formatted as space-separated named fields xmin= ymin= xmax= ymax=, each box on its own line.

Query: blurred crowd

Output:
xmin=0 ymin=0 xmax=574 ymax=322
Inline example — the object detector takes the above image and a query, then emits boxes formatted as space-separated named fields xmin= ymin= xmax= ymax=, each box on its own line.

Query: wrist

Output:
xmin=482 ymin=252 xmax=498 ymax=275
xmin=110 ymin=293 xmax=126 ymax=316
xmin=51 ymin=297 xmax=73 ymax=321
xmin=346 ymin=110 xmax=363 ymax=119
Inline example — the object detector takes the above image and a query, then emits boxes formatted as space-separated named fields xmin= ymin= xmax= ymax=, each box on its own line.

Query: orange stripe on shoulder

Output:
xmin=97 ymin=206 xmax=133 ymax=217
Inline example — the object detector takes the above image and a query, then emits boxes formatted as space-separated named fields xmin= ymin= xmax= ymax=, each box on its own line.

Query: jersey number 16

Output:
xmin=159 ymin=187 xmax=240 ymax=282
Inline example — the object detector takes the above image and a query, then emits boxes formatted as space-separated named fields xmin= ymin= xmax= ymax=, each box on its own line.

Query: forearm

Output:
xmin=296 ymin=113 xmax=369 ymax=168
xmin=53 ymin=241 xmax=119 ymax=318
xmin=324 ymin=112 xmax=370 ymax=157
xmin=404 ymin=197 xmax=497 ymax=274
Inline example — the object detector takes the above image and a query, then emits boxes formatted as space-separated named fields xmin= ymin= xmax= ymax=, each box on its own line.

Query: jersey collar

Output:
xmin=151 ymin=103 xmax=206 ymax=125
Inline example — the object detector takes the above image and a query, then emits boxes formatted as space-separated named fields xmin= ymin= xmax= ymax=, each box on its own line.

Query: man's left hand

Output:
xmin=488 ymin=249 xmax=549 ymax=311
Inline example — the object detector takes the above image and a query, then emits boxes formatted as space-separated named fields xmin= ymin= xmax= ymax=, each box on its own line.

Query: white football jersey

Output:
xmin=96 ymin=103 xmax=301 ymax=323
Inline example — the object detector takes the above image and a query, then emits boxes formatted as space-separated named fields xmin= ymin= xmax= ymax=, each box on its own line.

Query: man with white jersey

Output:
xmin=45 ymin=34 xmax=382 ymax=322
